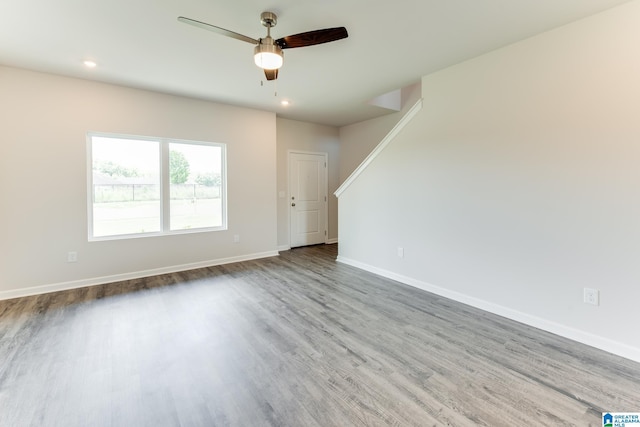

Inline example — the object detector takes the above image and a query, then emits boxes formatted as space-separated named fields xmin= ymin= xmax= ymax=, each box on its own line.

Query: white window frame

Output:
xmin=87 ymin=132 xmax=227 ymax=241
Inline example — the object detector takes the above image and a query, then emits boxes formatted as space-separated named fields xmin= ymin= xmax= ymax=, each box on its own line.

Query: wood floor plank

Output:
xmin=1 ymin=243 xmax=639 ymax=426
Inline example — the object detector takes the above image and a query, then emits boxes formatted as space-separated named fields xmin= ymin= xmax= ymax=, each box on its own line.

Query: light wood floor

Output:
xmin=1 ymin=244 xmax=639 ymax=426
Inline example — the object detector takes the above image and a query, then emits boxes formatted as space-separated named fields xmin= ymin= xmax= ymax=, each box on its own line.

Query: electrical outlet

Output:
xmin=397 ymin=247 xmax=404 ymax=258
xmin=583 ymin=288 xmax=599 ymax=306
xmin=67 ymin=251 xmax=78 ymax=263
xmin=233 ymin=234 xmax=240 ymax=243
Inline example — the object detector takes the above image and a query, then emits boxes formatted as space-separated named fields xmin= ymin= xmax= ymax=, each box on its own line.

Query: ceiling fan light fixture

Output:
xmin=254 ymin=43 xmax=283 ymax=70
xmin=178 ymin=12 xmax=348 ymax=81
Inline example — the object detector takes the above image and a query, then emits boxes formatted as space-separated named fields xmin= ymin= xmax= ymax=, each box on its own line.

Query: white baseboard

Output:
xmin=326 ymin=238 xmax=338 ymax=244
xmin=0 ymin=250 xmax=279 ymax=301
xmin=337 ymin=255 xmax=640 ymax=364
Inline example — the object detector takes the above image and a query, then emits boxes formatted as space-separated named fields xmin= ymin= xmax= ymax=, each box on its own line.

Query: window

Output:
xmin=87 ymin=133 xmax=226 ymax=240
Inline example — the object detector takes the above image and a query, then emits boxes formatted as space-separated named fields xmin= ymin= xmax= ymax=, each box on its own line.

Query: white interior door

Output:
xmin=289 ymin=152 xmax=327 ymax=248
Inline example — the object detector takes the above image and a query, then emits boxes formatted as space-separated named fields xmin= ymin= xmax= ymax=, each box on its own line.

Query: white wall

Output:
xmin=0 ymin=66 xmax=277 ymax=298
xmin=339 ymin=82 xmax=421 ymax=183
xmin=337 ymin=1 xmax=640 ymax=362
xmin=276 ymin=118 xmax=340 ymax=248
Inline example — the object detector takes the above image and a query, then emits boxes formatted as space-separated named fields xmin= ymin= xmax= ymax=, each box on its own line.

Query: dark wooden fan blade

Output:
xmin=276 ymin=27 xmax=348 ymax=49
xmin=178 ymin=16 xmax=259 ymax=45
xmin=264 ymin=69 xmax=279 ymax=81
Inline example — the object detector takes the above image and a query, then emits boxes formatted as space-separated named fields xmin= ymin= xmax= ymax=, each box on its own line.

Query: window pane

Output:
xmin=91 ymin=136 xmax=160 ymax=237
xmin=169 ymin=143 xmax=223 ymax=231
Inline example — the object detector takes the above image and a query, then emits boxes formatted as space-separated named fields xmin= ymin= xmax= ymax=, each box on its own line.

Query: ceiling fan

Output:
xmin=178 ymin=12 xmax=348 ymax=81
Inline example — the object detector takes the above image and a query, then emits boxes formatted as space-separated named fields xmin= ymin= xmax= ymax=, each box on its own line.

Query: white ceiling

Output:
xmin=0 ymin=0 xmax=630 ymax=127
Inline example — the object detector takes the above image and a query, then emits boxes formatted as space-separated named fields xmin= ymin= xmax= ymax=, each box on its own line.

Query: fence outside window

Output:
xmin=93 ymin=184 xmax=221 ymax=203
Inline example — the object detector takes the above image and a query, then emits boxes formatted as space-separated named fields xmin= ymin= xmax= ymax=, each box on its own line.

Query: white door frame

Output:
xmin=287 ymin=150 xmax=328 ymax=248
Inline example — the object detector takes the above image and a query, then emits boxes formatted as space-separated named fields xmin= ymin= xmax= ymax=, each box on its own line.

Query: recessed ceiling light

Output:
xmin=281 ymin=100 xmax=290 ymax=106
xmin=83 ymin=60 xmax=97 ymax=68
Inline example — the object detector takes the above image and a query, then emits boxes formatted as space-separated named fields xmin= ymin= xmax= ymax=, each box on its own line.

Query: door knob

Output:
xmin=291 ymin=203 xmax=296 ymax=207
